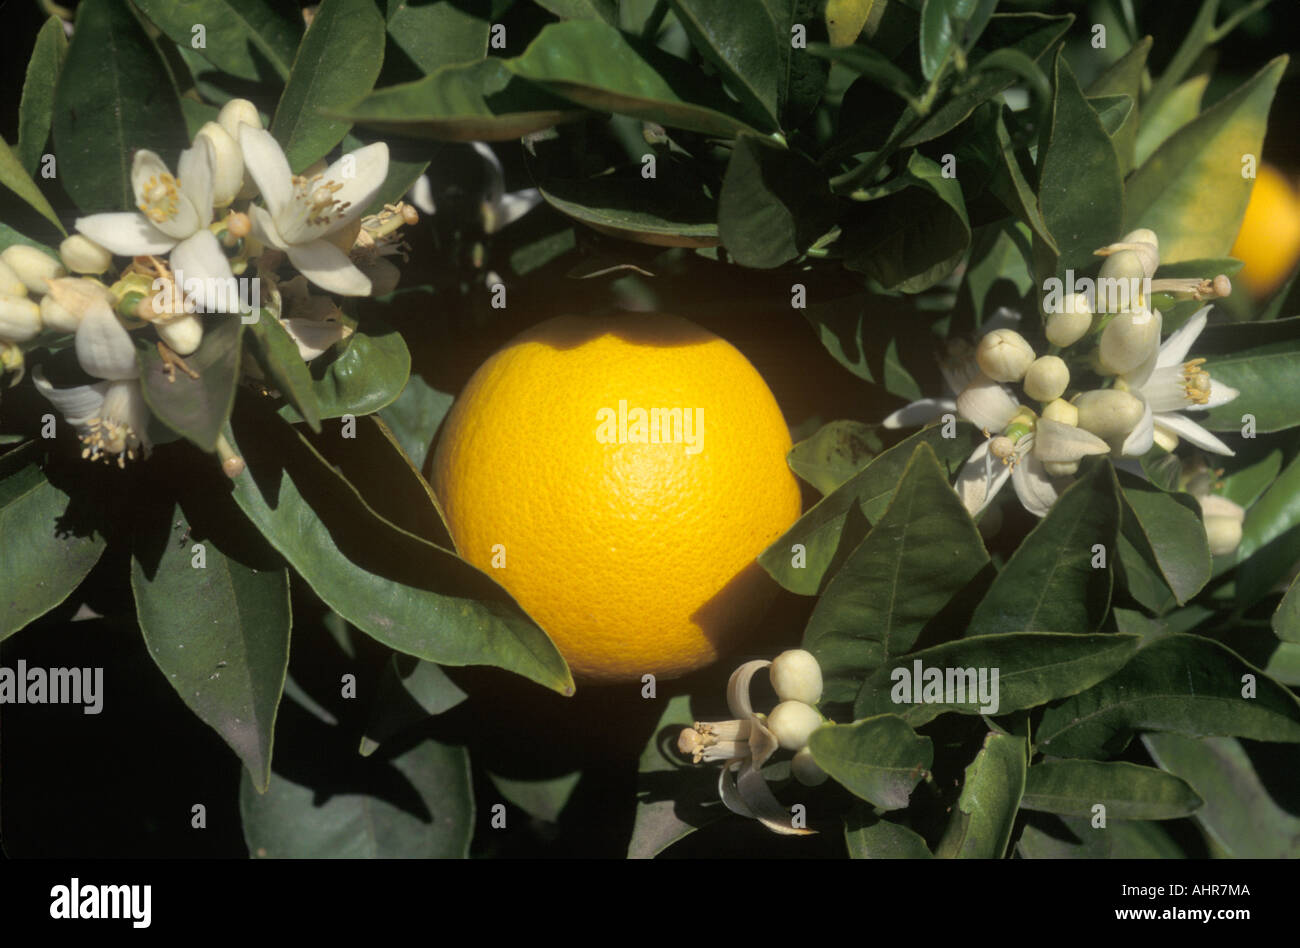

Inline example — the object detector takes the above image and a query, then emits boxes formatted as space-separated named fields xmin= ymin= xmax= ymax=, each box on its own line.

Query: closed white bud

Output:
xmin=1041 ymin=398 xmax=1078 ymax=427
xmin=156 ymin=314 xmax=204 ymax=356
xmin=770 ymin=649 xmax=823 ymax=705
xmin=767 ymin=700 xmax=823 ymax=752
xmin=217 ymin=98 xmax=262 ymax=139
xmin=1097 ymin=250 xmax=1148 ymax=313
xmin=1042 ymin=460 xmax=1080 ymax=477
xmin=1046 ymin=292 xmax=1092 ymax=347
xmin=1074 ymin=389 xmax=1145 ymax=441
xmin=0 ymin=296 xmax=43 ymax=341
xmin=791 ymin=746 xmax=828 ymax=787
xmin=1 ymin=246 xmax=65 ymax=295
xmin=1023 ymin=355 xmax=1069 ymax=402
xmin=1098 ymin=309 xmax=1160 ymax=374
xmin=59 ymin=235 xmax=113 ymax=275
xmin=976 ymin=328 xmax=1035 ymax=383
xmin=0 ymin=259 xmax=28 ymax=298
xmin=42 ymin=277 xmax=115 ymax=333
xmin=1199 ymin=495 xmax=1244 ymax=556
xmin=195 ymin=122 xmax=244 ymax=208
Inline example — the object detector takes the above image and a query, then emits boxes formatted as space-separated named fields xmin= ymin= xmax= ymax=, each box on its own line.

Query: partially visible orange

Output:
xmin=1230 ymin=163 xmax=1300 ymax=298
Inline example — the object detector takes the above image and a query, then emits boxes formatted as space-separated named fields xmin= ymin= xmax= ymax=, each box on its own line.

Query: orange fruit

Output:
xmin=1230 ymin=163 xmax=1300 ymax=298
xmin=431 ymin=313 xmax=802 ymax=683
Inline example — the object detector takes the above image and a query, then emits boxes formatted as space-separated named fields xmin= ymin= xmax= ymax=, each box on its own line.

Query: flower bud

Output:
xmin=1073 ymin=389 xmax=1145 ymax=442
xmin=0 ymin=295 xmax=42 ymax=341
xmin=59 ymin=234 xmax=113 ymax=275
xmin=1046 ymin=292 xmax=1091 ymax=347
xmin=1199 ymin=495 xmax=1244 ymax=556
xmin=791 ymin=746 xmax=828 ymax=787
xmin=1097 ymin=250 xmax=1149 ymax=313
xmin=1098 ymin=309 xmax=1160 ymax=374
xmin=1023 ymin=355 xmax=1069 ymax=402
xmin=217 ymin=98 xmax=262 ymax=139
xmin=1 ymin=245 xmax=65 ymax=295
xmin=1042 ymin=460 xmax=1080 ymax=477
xmin=156 ymin=313 xmax=204 ymax=355
xmin=42 ymin=277 xmax=116 ymax=333
xmin=770 ymin=649 xmax=823 ymax=705
xmin=0 ymin=259 xmax=27 ymax=298
xmin=976 ymin=328 xmax=1035 ymax=383
xmin=767 ymin=700 xmax=823 ymax=751
xmin=1041 ymin=398 xmax=1078 ymax=427
xmin=195 ymin=122 xmax=245 ymax=208
xmin=1152 ymin=426 xmax=1179 ymax=453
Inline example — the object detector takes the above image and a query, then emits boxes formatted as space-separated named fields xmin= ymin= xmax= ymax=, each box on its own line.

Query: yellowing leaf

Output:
xmin=826 ymin=0 xmax=878 ymax=47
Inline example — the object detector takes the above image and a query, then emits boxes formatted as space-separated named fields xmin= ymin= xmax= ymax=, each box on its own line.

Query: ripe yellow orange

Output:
xmin=1230 ymin=163 xmax=1300 ymax=298
xmin=431 ymin=313 xmax=802 ymax=683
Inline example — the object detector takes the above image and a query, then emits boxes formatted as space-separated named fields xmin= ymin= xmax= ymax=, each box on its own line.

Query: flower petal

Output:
xmin=881 ymin=397 xmax=956 ymax=429
xmin=131 ymin=149 xmax=200 ymax=240
xmin=239 ymin=126 xmax=294 ymax=218
xmin=1153 ymin=412 xmax=1235 ymax=456
xmin=286 ymin=239 xmax=372 ymax=296
xmin=75 ymin=212 xmax=176 ymax=256
xmin=32 ymin=366 xmax=108 ymax=427
xmin=1034 ymin=417 xmax=1112 ymax=462
xmin=1188 ymin=377 xmax=1239 ymax=412
xmin=249 ymin=203 xmax=290 ymax=252
xmin=284 ymin=142 xmax=389 ymax=243
xmin=955 ymin=439 xmax=1012 ymax=516
xmin=282 ymin=316 xmax=346 ymax=361
xmin=735 ymin=761 xmax=817 ymax=836
xmin=1155 ymin=305 xmax=1211 ymax=369
xmin=177 ymin=138 xmax=216 ymax=229
xmin=76 ymin=299 xmax=140 ymax=380
xmin=486 ymin=189 xmax=542 ymax=233
xmin=956 ymin=373 xmax=1018 ymax=432
xmin=1120 ymin=401 xmax=1155 ymax=457
xmin=170 ymin=230 xmax=237 ymax=314
xmin=1011 ymin=454 xmax=1062 ymax=517
xmin=726 ymin=659 xmax=771 ymax=720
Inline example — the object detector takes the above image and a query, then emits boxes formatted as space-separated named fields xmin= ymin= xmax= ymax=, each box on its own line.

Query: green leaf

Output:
xmin=488 ymin=770 xmax=582 ymax=824
xmin=1084 ymin=35 xmax=1150 ymax=175
xmin=718 ymin=133 xmax=834 ymax=268
xmin=1124 ymin=56 xmax=1287 ymax=264
xmin=965 ymin=460 xmax=1119 ymax=637
xmin=1088 ymin=93 xmax=1133 ymax=139
xmin=807 ymin=42 xmax=916 ymax=104
xmin=271 ymin=0 xmax=386 ymax=171
xmin=241 ymin=736 xmax=473 ymax=857
xmin=225 ymin=403 xmax=574 ymax=695
xmin=246 ymin=314 xmax=322 ymax=433
xmin=1037 ymin=634 xmax=1300 ymax=758
xmin=1218 ymin=447 xmax=1282 ymax=509
xmin=843 ymin=805 xmax=933 ymax=858
xmin=670 ymin=0 xmax=781 ymax=130
xmin=1037 ymin=50 xmax=1124 ymax=279
xmin=1234 ymin=451 xmax=1300 ymax=607
xmin=1134 ymin=73 xmax=1207 ymax=170
xmin=386 ymin=0 xmax=490 ymax=74
xmin=803 ymin=442 xmax=989 ymax=704
xmin=1199 ymin=317 xmax=1300 ymax=434
xmin=808 ymin=715 xmax=933 ymax=810
xmin=825 ymin=0 xmax=879 ymax=47
xmin=935 ymin=730 xmax=1026 ymax=858
xmin=536 ymin=175 xmax=719 ymax=248
xmin=1119 ymin=478 xmax=1210 ymax=606
xmin=51 ymin=0 xmax=187 ymax=213
xmin=919 ymin=0 xmax=957 ymax=81
xmin=844 ymin=151 xmax=971 ymax=292
xmin=504 ymin=20 xmax=764 ymax=138
xmin=136 ymin=317 xmax=245 ymax=453
xmin=133 ymin=0 xmax=302 ymax=81
xmin=760 ymin=424 xmax=983 ymax=595
xmin=628 ymin=694 xmax=726 ymax=858
xmin=337 ymin=58 xmax=585 ymax=141
xmin=131 ymin=495 xmax=290 ymax=792
xmin=378 ymin=371 xmax=453 ymax=472
xmin=1274 ymin=574 xmax=1300 ymax=645
xmin=787 ymin=419 xmax=880 ymax=496
xmin=17 ymin=17 xmax=68 ymax=175
xmin=0 ymin=444 xmax=107 ymax=641
xmin=278 ymin=324 xmax=411 ymax=423
xmin=0 ymin=137 xmax=64 ymax=237
xmin=1021 ymin=759 xmax=1201 ymax=820
xmin=762 ymin=0 xmax=831 ymax=128
xmin=536 ymin=0 xmax=618 ymax=23
xmin=359 ymin=654 xmax=468 ymax=756
xmin=1143 ymin=733 xmax=1300 ymax=858
xmin=800 ymin=293 xmax=926 ymax=390
xmin=1017 ymin=814 xmax=1184 ymax=858
xmin=0 ymin=223 xmax=59 ymax=258
xmin=852 ymin=632 xmax=1142 ymax=726
xmin=980 ymin=107 xmax=1055 ymax=252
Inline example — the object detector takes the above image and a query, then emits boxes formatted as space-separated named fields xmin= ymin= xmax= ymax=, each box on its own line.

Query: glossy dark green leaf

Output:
xmin=1037 ymin=634 xmax=1300 ymax=758
xmin=378 ymin=371 xmax=452 ymax=471
xmin=628 ymin=694 xmax=726 ymax=858
xmin=1089 ymin=94 xmax=1133 ymax=139
xmin=337 ymin=58 xmax=585 ymax=141
xmin=133 ymin=0 xmax=302 ymax=81
xmin=537 ymin=175 xmax=719 ymax=248
xmin=504 ymin=21 xmax=763 ymax=137
xmin=966 ymin=460 xmax=1119 ymax=637
xmin=800 ymin=293 xmax=927 ymax=390
xmin=808 ymin=715 xmax=933 ymax=811
xmin=981 ymin=107 xmax=1054 ymax=252
xmin=536 ymin=0 xmax=618 ymax=22
xmin=225 ymin=404 xmax=573 ymax=695
xmin=935 ymin=731 xmax=1025 ymax=858
xmin=1143 ymin=733 xmax=1300 ymax=858
xmin=919 ymin=0 xmax=958 ymax=81
xmin=853 ymin=632 xmax=1142 ymax=726
xmin=131 ymin=497 xmax=290 ymax=792
xmin=843 ymin=805 xmax=933 ymax=858
xmin=0 ymin=137 xmax=63 ymax=236
xmin=844 ymin=151 xmax=970 ymax=292
xmin=1021 ymin=759 xmax=1201 ymax=820
xmin=488 ymin=770 xmax=582 ymax=823
xmin=359 ymin=654 xmax=468 ymax=756
xmin=137 ymin=317 xmax=245 ymax=453
xmin=670 ymin=0 xmax=781 ymax=129
xmin=386 ymin=0 xmax=490 ymax=74
xmin=1037 ymin=50 xmax=1123 ymax=279
xmin=763 ymin=0 xmax=831 ymax=127
xmin=1274 ymin=574 xmax=1300 ymax=645
xmin=1017 ymin=813 xmax=1183 ymax=858
xmin=1124 ymin=57 xmax=1286 ymax=264
xmin=1199 ymin=317 xmax=1300 ymax=434
xmin=241 ymin=736 xmax=473 ymax=857
xmin=787 ymin=420 xmax=880 ymax=496
xmin=1120 ymin=479 xmax=1210 ymax=606
xmin=1234 ymin=451 xmax=1300 ymax=607
xmin=0 ymin=444 xmax=106 ymax=641
xmin=1218 ymin=447 xmax=1282 ymax=510
xmin=17 ymin=17 xmax=68 ymax=175
xmin=246 ymin=313 xmax=321 ymax=433
xmin=807 ymin=42 xmax=916 ymax=103
xmin=278 ymin=324 xmax=411 ymax=423
xmin=760 ymin=424 xmax=983 ymax=595
xmin=718 ymin=133 xmax=834 ymax=267
xmin=803 ymin=443 xmax=989 ymax=704
xmin=51 ymin=0 xmax=187 ymax=213
xmin=964 ymin=221 xmax=1034 ymax=322
xmin=1084 ymin=35 xmax=1149 ymax=175
xmin=271 ymin=0 xmax=386 ymax=171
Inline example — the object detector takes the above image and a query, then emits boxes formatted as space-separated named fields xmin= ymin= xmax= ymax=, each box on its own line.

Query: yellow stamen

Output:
xmin=138 ymin=174 xmax=181 ymax=224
